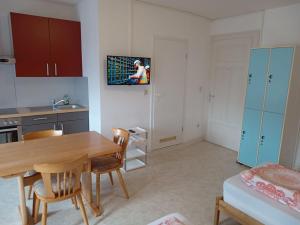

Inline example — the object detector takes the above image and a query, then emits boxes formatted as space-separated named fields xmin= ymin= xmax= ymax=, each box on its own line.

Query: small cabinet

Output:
xmin=57 ymin=112 xmax=89 ymax=135
xmin=11 ymin=12 xmax=82 ymax=77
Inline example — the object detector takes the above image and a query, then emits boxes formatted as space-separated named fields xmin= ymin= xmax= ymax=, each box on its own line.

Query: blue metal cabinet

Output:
xmin=244 ymin=49 xmax=270 ymax=110
xmin=238 ymin=109 xmax=262 ymax=167
xmin=257 ymin=112 xmax=284 ymax=165
xmin=264 ymin=48 xmax=294 ymax=114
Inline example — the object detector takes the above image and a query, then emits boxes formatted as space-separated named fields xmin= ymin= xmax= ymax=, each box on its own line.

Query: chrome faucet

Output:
xmin=52 ymin=95 xmax=70 ymax=109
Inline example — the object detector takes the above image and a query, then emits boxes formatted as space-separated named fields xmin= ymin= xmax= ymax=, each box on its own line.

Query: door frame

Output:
xmin=205 ymin=31 xmax=260 ymax=151
xmin=150 ymin=36 xmax=188 ymax=150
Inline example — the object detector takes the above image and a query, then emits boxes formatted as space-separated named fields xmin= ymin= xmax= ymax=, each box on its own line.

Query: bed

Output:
xmin=214 ymin=175 xmax=300 ymax=225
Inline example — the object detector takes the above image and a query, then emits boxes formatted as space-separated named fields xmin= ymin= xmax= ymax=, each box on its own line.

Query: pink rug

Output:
xmin=148 ymin=213 xmax=192 ymax=225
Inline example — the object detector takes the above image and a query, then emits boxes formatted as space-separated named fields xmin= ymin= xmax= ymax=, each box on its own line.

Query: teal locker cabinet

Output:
xmin=238 ymin=47 xmax=300 ymax=168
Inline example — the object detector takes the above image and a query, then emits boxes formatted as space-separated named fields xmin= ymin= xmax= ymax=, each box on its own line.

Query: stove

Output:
xmin=0 ymin=109 xmax=22 ymax=143
xmin=0 ymin=108 xmax=18 ymax=116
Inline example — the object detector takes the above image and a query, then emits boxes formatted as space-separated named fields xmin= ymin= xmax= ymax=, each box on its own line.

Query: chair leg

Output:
xmin=41 ymin=202 xmax=47 ymax=225
xmin=108 ymin=172 xmax=114 ymax=185
xmin=72 ymin=197 xmax=79 ymax=209
xmin=34 ymin=195 xmax=40 ymax=224
xmin=116 ymin=168 xmax=129 ymax=199
xmin=214 ymin=197 xmax=222 ymax=225
xmin=28 ymin=185 xmax=33 ymax=199
xmin=77 ymin=194 xmax=89 ymax=225
xmin=96 ymin=173 xmax=101 ymax=207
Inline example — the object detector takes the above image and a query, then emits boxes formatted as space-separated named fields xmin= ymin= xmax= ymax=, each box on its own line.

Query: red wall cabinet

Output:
xmin=11 ymin=13 xmax=82 ymax=77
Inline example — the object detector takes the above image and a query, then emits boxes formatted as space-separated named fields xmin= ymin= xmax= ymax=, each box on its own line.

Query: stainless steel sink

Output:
xmin=54 ymin=104 xmax=83 ymax=110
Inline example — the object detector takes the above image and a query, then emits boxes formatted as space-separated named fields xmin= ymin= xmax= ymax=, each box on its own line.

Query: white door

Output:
xmin=206 ymin=32 xmax=260 ymax=151
xmin=152 ymin=38 xmax=187 ymax=150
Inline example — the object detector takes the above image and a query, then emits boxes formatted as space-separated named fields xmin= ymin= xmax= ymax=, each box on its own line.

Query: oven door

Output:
xmin=0 ymin=127 xmax=19 ymax=144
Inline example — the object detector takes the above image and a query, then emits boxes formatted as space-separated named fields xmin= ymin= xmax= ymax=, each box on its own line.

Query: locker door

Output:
xmin=264 ymin=48 xmax=294 ymax=114
xmin=238 ymin=109 xmax=262 ymax=167
xmin=257 ymin=112 xmax=284 ymax=165
xmin=244 ymin=49 xmax=269 ymax=110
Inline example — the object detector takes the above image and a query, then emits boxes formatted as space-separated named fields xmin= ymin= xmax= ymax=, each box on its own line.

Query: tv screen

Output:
xmin=107 ymin=56 xmax=151 ymax=85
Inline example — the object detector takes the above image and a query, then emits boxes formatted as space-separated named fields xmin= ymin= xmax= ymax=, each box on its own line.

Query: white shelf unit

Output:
xmin=124 ymin=127 xmax=148 ymax=171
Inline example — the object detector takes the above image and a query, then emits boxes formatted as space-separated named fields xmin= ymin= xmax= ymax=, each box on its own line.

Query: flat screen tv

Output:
xmin=107 ymin=56 xmax=151 ymax=85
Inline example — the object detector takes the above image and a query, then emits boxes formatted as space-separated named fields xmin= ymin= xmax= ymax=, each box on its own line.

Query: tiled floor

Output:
xmin=0 ymin=141 xmax=245 ymax=225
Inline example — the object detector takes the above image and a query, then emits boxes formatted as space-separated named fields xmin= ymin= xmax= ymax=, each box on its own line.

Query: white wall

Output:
xmin=210 ymin=12 xmax=264 ymax=36
xmin=77 ymin=0 xmax=101 ymax=132
xmin=210 ymin=3 xmax=300 ymax=46
xmin=262 ymin=4 xmax=300 ymax=46
xmin=97 ymin=0 xmax=211 ymax=142
xmin=0 ymin=0 xmax=89 ymax=109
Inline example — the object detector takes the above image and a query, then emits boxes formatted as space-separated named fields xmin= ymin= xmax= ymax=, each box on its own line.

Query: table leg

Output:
xmin=17 ymin=176 xmax=28 ymax=225
xmin=81 ymin=164 xmax=103 ymax=217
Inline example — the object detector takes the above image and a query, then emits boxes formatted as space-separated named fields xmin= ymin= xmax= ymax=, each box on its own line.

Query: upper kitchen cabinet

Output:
xmin=10 ymin=13 xmax=50 ymax=77
xmin=49 ymin=19 xmax=82 ymax=77
xmin=10 ymin=13 xmax=82 ymax=77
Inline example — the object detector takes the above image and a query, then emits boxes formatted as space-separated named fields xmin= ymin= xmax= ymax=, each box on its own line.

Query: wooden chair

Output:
xmin=23 ymin=130 xmax=63 ymax=200
xmin=32 ymin=155 xmax=89 ymax=225
xmin=91 ymin=128 xmax=130 ymax=207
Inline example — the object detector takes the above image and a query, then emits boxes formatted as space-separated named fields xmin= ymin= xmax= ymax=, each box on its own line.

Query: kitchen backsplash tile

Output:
xmin=0 ymin=65 xmax=88 ymax=109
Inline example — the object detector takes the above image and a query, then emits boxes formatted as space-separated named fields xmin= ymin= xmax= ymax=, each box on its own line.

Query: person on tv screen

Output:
xmin=129 ymin=60 xmax=148 ymax=84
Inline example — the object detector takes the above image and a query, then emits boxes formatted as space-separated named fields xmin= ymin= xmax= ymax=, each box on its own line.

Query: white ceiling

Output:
xmin=45 ymin=0 xmax=300 ymax=19
xmin=140 ymin=0 xmax=300 ymax=19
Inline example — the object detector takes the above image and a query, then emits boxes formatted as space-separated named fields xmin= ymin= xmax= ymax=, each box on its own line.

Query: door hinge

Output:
xmin=182 ymin=127 xmax=184 ymax=132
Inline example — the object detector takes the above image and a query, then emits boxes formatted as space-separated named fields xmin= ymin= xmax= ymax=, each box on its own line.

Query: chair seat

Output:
xmin=91 ymin=156 xmax=121 ymax=173
xmin=33 ymin=174 xmax=75 ymax=197
xmin=25 ymin=170 xmax=38 ymax=177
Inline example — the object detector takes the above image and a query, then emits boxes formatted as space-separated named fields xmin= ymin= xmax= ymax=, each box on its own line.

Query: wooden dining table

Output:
xmin=0 ymin=131 xmax=121 ymax=225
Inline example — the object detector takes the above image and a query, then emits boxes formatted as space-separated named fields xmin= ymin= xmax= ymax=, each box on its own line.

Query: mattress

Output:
xmin=224 ymin=175 xmax=300 ymax=225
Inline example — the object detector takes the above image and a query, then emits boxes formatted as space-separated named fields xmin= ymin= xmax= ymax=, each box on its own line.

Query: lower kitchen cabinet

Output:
xmin=57 ymin=119 xmax=89 ymax=135
xmin=22 ymin=123 xmax=57 ymax=134
xmin=21 ymin=111 xmax=89 ymax=135
xmin=57 ymin=112 xmax=89 ymax=135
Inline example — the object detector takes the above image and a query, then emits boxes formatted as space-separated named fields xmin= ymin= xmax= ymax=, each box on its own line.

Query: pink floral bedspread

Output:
xmin=240 ymin=164 xmax=300 ymax=212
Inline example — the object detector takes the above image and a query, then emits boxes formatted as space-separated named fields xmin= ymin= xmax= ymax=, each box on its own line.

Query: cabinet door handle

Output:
xmin=46 ymin=63 xmax=49 ymax=76
xmin=60 ymin=123 xmax=64 ymax=134
xmin=55 ymin=63 xmax=57 ymax=76
xmin=32 ymin=117 xmax=48 ymax=121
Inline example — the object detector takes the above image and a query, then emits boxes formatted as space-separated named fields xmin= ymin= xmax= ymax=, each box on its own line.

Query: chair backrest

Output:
xmin=23 ymin=130 xmax=63 ymax=141
xmin=112 ymin=128 xmax=130 ymax=161
xmin=33 ymin=155 xmax=88 ymax=199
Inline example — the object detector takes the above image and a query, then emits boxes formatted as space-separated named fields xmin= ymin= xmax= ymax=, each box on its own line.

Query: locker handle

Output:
xmin=268 ymin=74 xmax=273 ymax=83
xmin=248 ymin=74 xmax=252 ymax=84
xmin=241 ymin=130 xmax=246 ymax=140
xmin=260 ymin=136 xmax=265 ymax=145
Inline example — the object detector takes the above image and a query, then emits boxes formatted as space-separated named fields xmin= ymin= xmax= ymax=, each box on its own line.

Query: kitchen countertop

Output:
xmin=0 ymin=105 xmax=88 ymax=119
